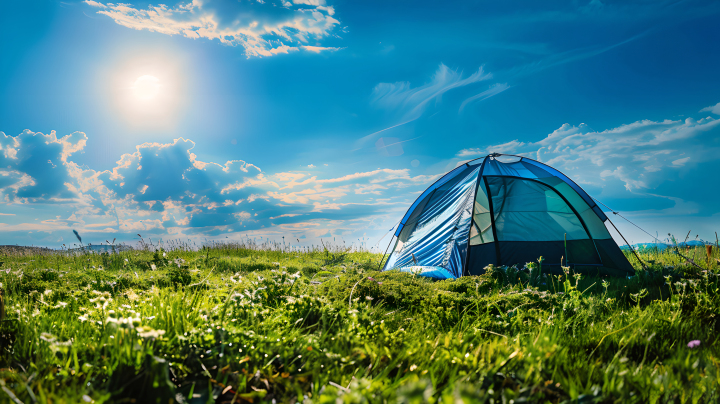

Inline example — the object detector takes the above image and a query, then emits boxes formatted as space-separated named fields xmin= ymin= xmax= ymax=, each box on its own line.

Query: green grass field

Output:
xmin=1 ymin=240 xmax=719 ymax=403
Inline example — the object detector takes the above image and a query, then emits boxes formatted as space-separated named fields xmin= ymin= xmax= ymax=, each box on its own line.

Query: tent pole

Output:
xmin=462 ymin=159 xmax=487 ymax=276
xmin=377 ymin=235 xmax=395 ymax=271
xmin=606 ymin=217 xmax=648 ymax=271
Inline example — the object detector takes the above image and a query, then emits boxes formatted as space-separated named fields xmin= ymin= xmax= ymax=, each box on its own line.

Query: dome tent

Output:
xmin=382 ymin=154 xmax=635 ymax=279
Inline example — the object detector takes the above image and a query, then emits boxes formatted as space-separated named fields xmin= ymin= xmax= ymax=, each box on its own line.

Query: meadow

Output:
xmin=0 ymin=239 xmax=719 ymax=403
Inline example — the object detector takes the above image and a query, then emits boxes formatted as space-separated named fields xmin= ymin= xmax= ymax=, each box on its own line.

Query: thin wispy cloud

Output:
xmin=505 ymin=31 xmax=650 ymax=80
xmin=371 ymin=63 xmax=494 ymax=121
xmin=459 ymin=83 xmax=511 ymax=112
xmin=84 ymin=0 xmax=342 ymax=58
xmin=360 ymin=64 xmax=509 ymax=150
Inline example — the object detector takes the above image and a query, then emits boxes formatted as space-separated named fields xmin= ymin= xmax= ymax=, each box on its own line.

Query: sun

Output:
xmin=131 ymin=75 xmax=161 ymax=100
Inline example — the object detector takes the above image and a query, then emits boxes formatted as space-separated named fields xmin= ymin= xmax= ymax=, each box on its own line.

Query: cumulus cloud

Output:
xmin=0 ymin=130 xmax=86 ymax=202
xmin=457 ymin=115 xmax=720 ymax=217
xmin=0 ymin=132 xmax=442 ymax=246
xmin=701 ymin=102 xmax=720 ymax=115
xmin=84 ymin=0 xmax=342 ymax=58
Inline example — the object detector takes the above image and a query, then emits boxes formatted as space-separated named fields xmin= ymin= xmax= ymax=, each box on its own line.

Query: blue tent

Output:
xmin=382 ymin=154 xmax=634 ymax=279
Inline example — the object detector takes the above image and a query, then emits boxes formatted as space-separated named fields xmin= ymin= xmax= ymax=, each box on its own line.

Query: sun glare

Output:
xmin=132 ymin=75 xmax=161 ymax=100
xmin=105 ymin=51 xmax=188 ymax=130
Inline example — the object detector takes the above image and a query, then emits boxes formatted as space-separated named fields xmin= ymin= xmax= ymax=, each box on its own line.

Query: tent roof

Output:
xmin=394 ymin=154 xmax=606 ymax=238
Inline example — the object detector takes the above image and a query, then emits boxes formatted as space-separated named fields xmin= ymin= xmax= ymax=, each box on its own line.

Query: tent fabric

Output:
xmin=466 ymin=240 xmax=603 ymax=275
xmin=394 ymin=160 xmax=483 ymax=238
xmin=484 ymin=177 xmax=590 ymax=242
xmin=383 ymin=154 xmax=634 ymax=279
xmin=383 ymin=165 xmax=480 ymax=278
xmin=393 ymin=266 xmax=456 ymax=280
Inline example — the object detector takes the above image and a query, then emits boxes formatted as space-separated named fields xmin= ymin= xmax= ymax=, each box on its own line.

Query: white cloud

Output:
xmin=355 ymin=184 xmax=387 ymax=195
xmin=457 ymin=140 xmax=527 ymax=157
xmin=0 ymin=130 xmax=448 ymax=247
xmin=671 ymin=157 xmax=690 ymax=167
xmin=302 ymin=45 xmax=343 ymax=53
xmin=84 ymin=0 xmax=342 ymax=58
xmin=701 ymin=102 xmax=720 ymax=115
xmin=269 ymin=213 xmax=303 ymax=219
xmin=372 ymin=64 xmax=494 ymax=121
xmin=456 ymin=116 xmax=720 ymax=204
xmin=459 ymin=83 xmax=511 ymax=112
xmin=84 ymin=0 xmax=106 ymax=8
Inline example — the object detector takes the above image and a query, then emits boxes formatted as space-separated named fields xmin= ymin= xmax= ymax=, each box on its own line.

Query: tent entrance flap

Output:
xmin=382 ymin=166 xmax=480 ymax=278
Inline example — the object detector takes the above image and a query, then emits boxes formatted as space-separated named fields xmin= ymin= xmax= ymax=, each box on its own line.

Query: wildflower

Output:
xmin=136 ymin=326 xmax=166 ymax=340
xmin=40 ymin=332 xmax=56 ymax=343
xmin=688 ymin=340 xmax=701 ymax=348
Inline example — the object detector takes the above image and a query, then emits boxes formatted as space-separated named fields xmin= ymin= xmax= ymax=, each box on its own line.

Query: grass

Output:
xmin=1 ymin=239 xmax=719 ymax=403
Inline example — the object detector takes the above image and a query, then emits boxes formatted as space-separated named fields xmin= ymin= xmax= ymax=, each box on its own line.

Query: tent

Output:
xmin=382 ymin=154 xmax=635 ymax=279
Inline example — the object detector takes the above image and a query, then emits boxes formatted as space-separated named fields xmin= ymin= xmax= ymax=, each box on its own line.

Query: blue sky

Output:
xmin=1 ymin=0 xmax=720 ymax=249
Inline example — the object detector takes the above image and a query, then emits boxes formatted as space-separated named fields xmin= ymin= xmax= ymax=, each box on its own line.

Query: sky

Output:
xmin=1 ymin=0 xmax=720 ymax=250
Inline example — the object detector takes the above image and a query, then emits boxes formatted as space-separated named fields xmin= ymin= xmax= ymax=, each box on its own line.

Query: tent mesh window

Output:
xmin=486 ymin=177 xmax=588 ymax=242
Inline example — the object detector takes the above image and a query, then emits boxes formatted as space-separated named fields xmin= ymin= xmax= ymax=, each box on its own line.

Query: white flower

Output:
xmin=40 ymin=333 xmax=56 ymax=343
xmin=136 ymin=327 xmax=166 ymax=340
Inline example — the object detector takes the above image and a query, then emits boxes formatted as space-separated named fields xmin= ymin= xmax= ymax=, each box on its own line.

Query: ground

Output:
xmin=0 ymin=241 xmax=718 ymax=403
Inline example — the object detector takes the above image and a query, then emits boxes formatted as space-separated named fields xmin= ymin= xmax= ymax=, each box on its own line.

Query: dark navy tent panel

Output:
xmin=383 ymin=154 xmax=634 ymax=278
